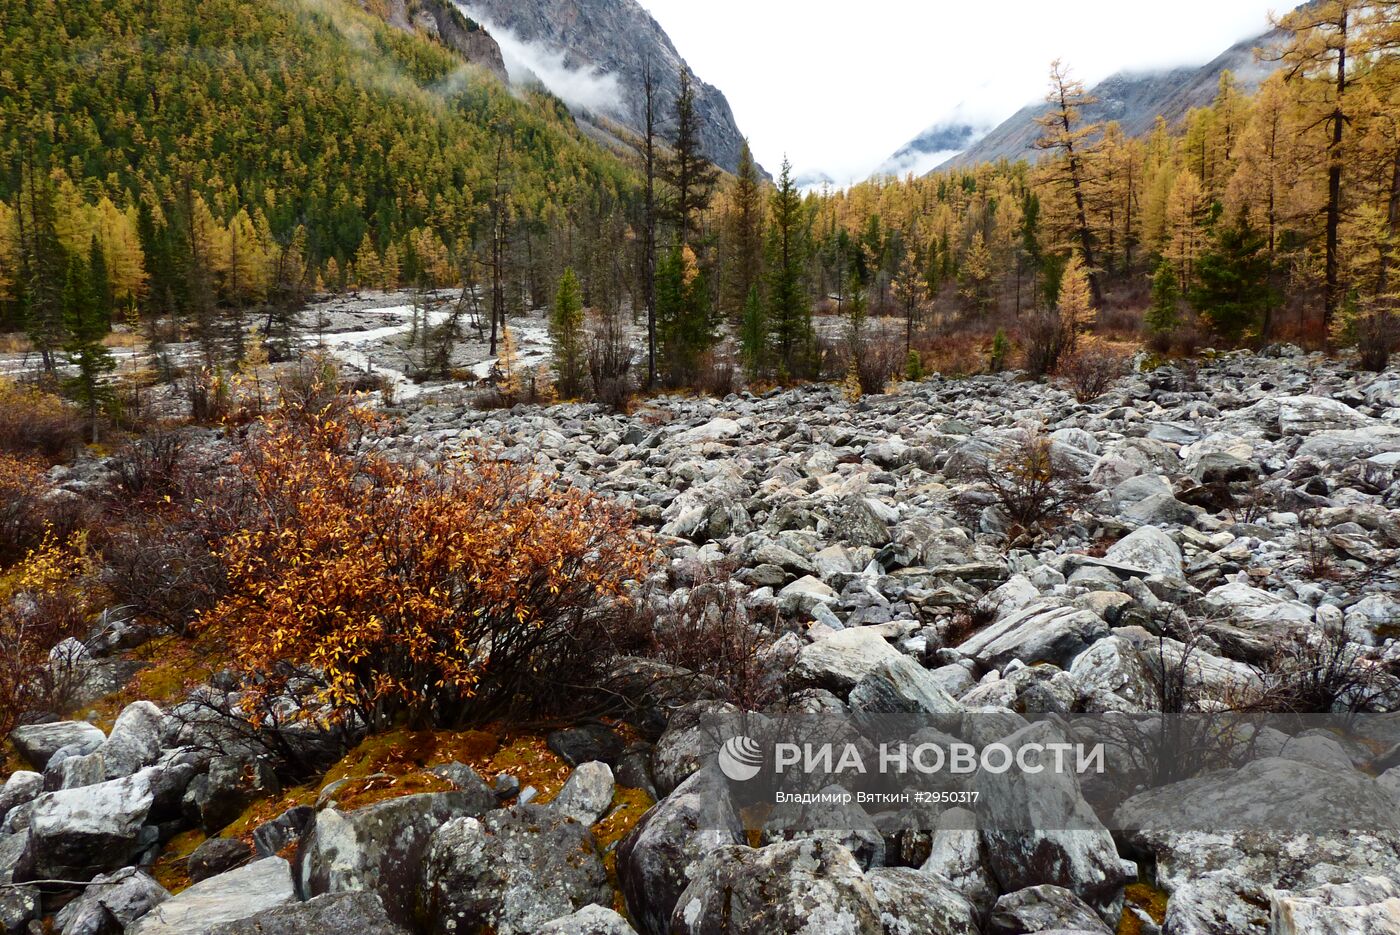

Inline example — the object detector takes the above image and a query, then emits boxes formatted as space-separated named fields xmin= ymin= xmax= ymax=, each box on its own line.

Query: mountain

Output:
xmin=366 ymin=0 xmax=510 ymax=82
xmin=885 ymin=23 xmax=1285 ymax=175
xmin=877 ymin=121 xmax=990 ymax=178
xmin=0 ymin=0 xmax=634 ymax=272
xmin=454 ymin=0 xmax=753 ymax=174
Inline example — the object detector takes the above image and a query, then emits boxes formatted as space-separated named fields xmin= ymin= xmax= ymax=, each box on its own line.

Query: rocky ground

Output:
xmin=4 ymin=346 xmax=1400 ymax=934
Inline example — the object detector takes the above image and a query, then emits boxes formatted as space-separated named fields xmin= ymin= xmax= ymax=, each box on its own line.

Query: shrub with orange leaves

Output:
xmin=200 ymin=405 xmax=656 ymax=731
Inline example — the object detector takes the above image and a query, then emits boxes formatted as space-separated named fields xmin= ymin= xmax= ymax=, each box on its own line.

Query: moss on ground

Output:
xmin=1119 ymin=882 xmax=1170 ymax=935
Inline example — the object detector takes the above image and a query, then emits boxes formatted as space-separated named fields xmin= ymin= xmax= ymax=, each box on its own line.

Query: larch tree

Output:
xmin=1035 ymin=59 xmax=1104 ymax=305
xmin=1057 ymin=251 xmax=1094 ymax=352
xmin=1267 ymin=0 xmax=1371 ymax=333
xmin=721 ymin=140 xmax=765 ymax=324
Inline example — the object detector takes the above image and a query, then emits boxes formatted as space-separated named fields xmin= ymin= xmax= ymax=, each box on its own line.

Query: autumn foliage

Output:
xmin=0 ymin=532 xmax=93 ymax=737
xmin=200 ymin=404 xmax=655 ymax=731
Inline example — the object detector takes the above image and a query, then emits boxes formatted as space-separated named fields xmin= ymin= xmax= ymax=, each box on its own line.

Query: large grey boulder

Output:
xmin=95 ymin=702 xmax=165 ymax=780
xmin=761 ymin=785 xmax=885 ymax=870
xmin=670 ymin=839 xmax=882 ymax=935
xmin=53 ymin=867 xmax=168 ymax=935
xmin=419 ymin=804 xmax=610 ymax=935
xmin=1201 ymin=583 xmax=1314 ymax=627
xmin=207 ymin=892 xmax=410 ymax=935
xmin=956 ymin=602 xmax=1109 ymax=671
xmin=617 ymin=767 xmax=745 ymax=935
xmin=1270 ymin=877 xmax=1400 ymax=935
xmin=1068 ymin=634 xmax=1159 ymax=713
xmin=1276 ymin=396 xmax=1376 ymax=435
xmin=793 ymin=628 xmax=905 ymax=693
xmin=778 ymin=576 xmax=840 ymax=617
xmin=300 ymin=791 xmax=488 ymax=926
xmin=535 ymin=905 xmax=639 ymax=934
xmin=1102 ymin=526 xmax=1183 ymax=580
xmin=921 ymin=808 xmax=996 ymax=921
xmin=0 ymin=884 xmax=38 ymax=934
xmin=10 ymin=722 xmax=105 ymax=771
xmin=987 ymin=885 xmax=1113 ymax=934
xmin=129 ymin=857 xmax=295 ymax=935
xmin=867 ymin=867 xmax=980 ymax=935
xmin=24 ymin=767 xmax=157 ymax=880
xmin=848 ymin=657 xmax=963 ymax=717
xmin=183 ymin=755 xmax=280 ymax=834
xmin=978 ymin=723 xmax=1135 ymax=927
xmin=1118 ymin=761 xmax=1400 ymax=934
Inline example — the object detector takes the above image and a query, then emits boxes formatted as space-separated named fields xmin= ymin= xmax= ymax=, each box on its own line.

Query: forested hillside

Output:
xmin=810 ymin=3 xmax=1400 ymax=369
xmin=0 ymin=0 xmax=635 ymax=328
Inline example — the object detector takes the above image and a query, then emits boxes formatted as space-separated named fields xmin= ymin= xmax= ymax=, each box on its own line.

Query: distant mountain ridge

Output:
xmin=884 ymin=21 xmax=1286 ymax=175
xmin=454 ymin=0 xmax=753 ymax=174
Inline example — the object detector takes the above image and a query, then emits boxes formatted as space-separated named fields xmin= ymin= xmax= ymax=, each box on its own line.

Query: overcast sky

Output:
xmin=636 ymin=0 xmax=1280 ymax=184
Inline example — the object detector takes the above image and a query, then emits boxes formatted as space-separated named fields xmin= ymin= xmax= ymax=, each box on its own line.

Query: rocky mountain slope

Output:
xmin=3 ymin=348 xmax=1399 ymax=933
xmin=367 ymin=0 xmax=509 ymax=82
xmin=455 ymin=0 xmax=752 ymax=174
xmin=893 ymin=24 xmax=1284 ymax=173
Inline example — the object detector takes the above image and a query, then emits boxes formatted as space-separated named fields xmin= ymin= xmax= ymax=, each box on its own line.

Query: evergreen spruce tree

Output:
xmin=661 ymin=66 xmax=721 ymax=244
xmin=61 ymin=251 xmax=115 ymax=442
xmin=766 ymin=157 xmax=811 ymax=378
xmin=1145 ymin=258 xmax=1181 ymax=343
xmin=739 ymin=285 xmax=767 ymax=381
xmin=550 ymin=267 xmax=586 ymax=398
xmin=657 ymin=245 xmax=714 ymax=386
xmin=1190 ymin=218 xmax=1276 ymax=342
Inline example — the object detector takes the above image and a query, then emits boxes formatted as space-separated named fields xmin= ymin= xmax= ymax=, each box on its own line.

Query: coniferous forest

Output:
xmin=4 ymin=3 xmax=1400 ymax=934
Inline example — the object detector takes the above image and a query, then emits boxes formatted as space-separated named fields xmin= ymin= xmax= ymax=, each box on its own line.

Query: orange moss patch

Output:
xmin=1119 ymin=882 xmax=1170 ymax=935
xmin=594 ymin=784 xmax=654 ymax=916
xmin=150 ymin=827 xmax=206 ymax=894
xmin=465 ymin=733 xmax=570 ymax=804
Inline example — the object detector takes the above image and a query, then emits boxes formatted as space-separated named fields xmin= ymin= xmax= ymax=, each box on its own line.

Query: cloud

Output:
xmin=455 ymin=3 xmax=623 ymax=116
xmin=635 ymin=0 xmax=1277 ymax=184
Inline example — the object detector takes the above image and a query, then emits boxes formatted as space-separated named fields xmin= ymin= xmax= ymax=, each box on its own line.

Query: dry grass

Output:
xmin=102 ymin=331 xmax=145 ymax=349
xmin=0 ymin=332 xmax=32 ymax=354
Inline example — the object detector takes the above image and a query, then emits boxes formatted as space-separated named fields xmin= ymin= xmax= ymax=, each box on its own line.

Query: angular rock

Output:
xmin=777 ymin=576 xmax=839 ymax=617
xmin=956 ymin=602 xmax=1109 ymax=671
xmin=129 ymin=857 xmax=295 ymax=935
xmin=10 ymin=722 xmax=105 ymax=771
xmin=979 ymin=723 xmax=1135 ymax=926
xmin=0 ymin=773 xmax=42 ymax=825
xmin=987 ymin=884 xmax=1113 ymax=934
xmin=419 ymin=804 xmax=610 ymax=935
xmin=187 ymin=837 xmax=253 ymax=883
xmin=848 ymin=657 xmax=963 ymax=718
xmin=548 ymin=726 xmax=626 ymax=767
xmin=867 ymin=867 xmax=980 ymax=935
xmin=921 ymin=807 xmax=997 ymax=921
xmin=24 ymin=767 xmax=156 ymax=880
xmin=535 ymin=905 xmax=639 ymax=934
xmin=1103 ymin=526 xmax=1183 ymax=580
xmin=300 ymin=791 xmax=486 ymax=926
xmin=184 ymin=755 xmax=280 ymax=834
xmin=53 ymin=867 xmax=168 ymax=935
xmin=1271 ymin=877 xmax=1400 ymax=935
xmin=617 ymin=767 xmax=745 ymax=935
xmin=552 ymin=761 xmax=615 ymax=826
xmin=206 ymin=892 xmax=410 ymax=935
xmin=671 ymin=839 xmax=882 ymax=935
